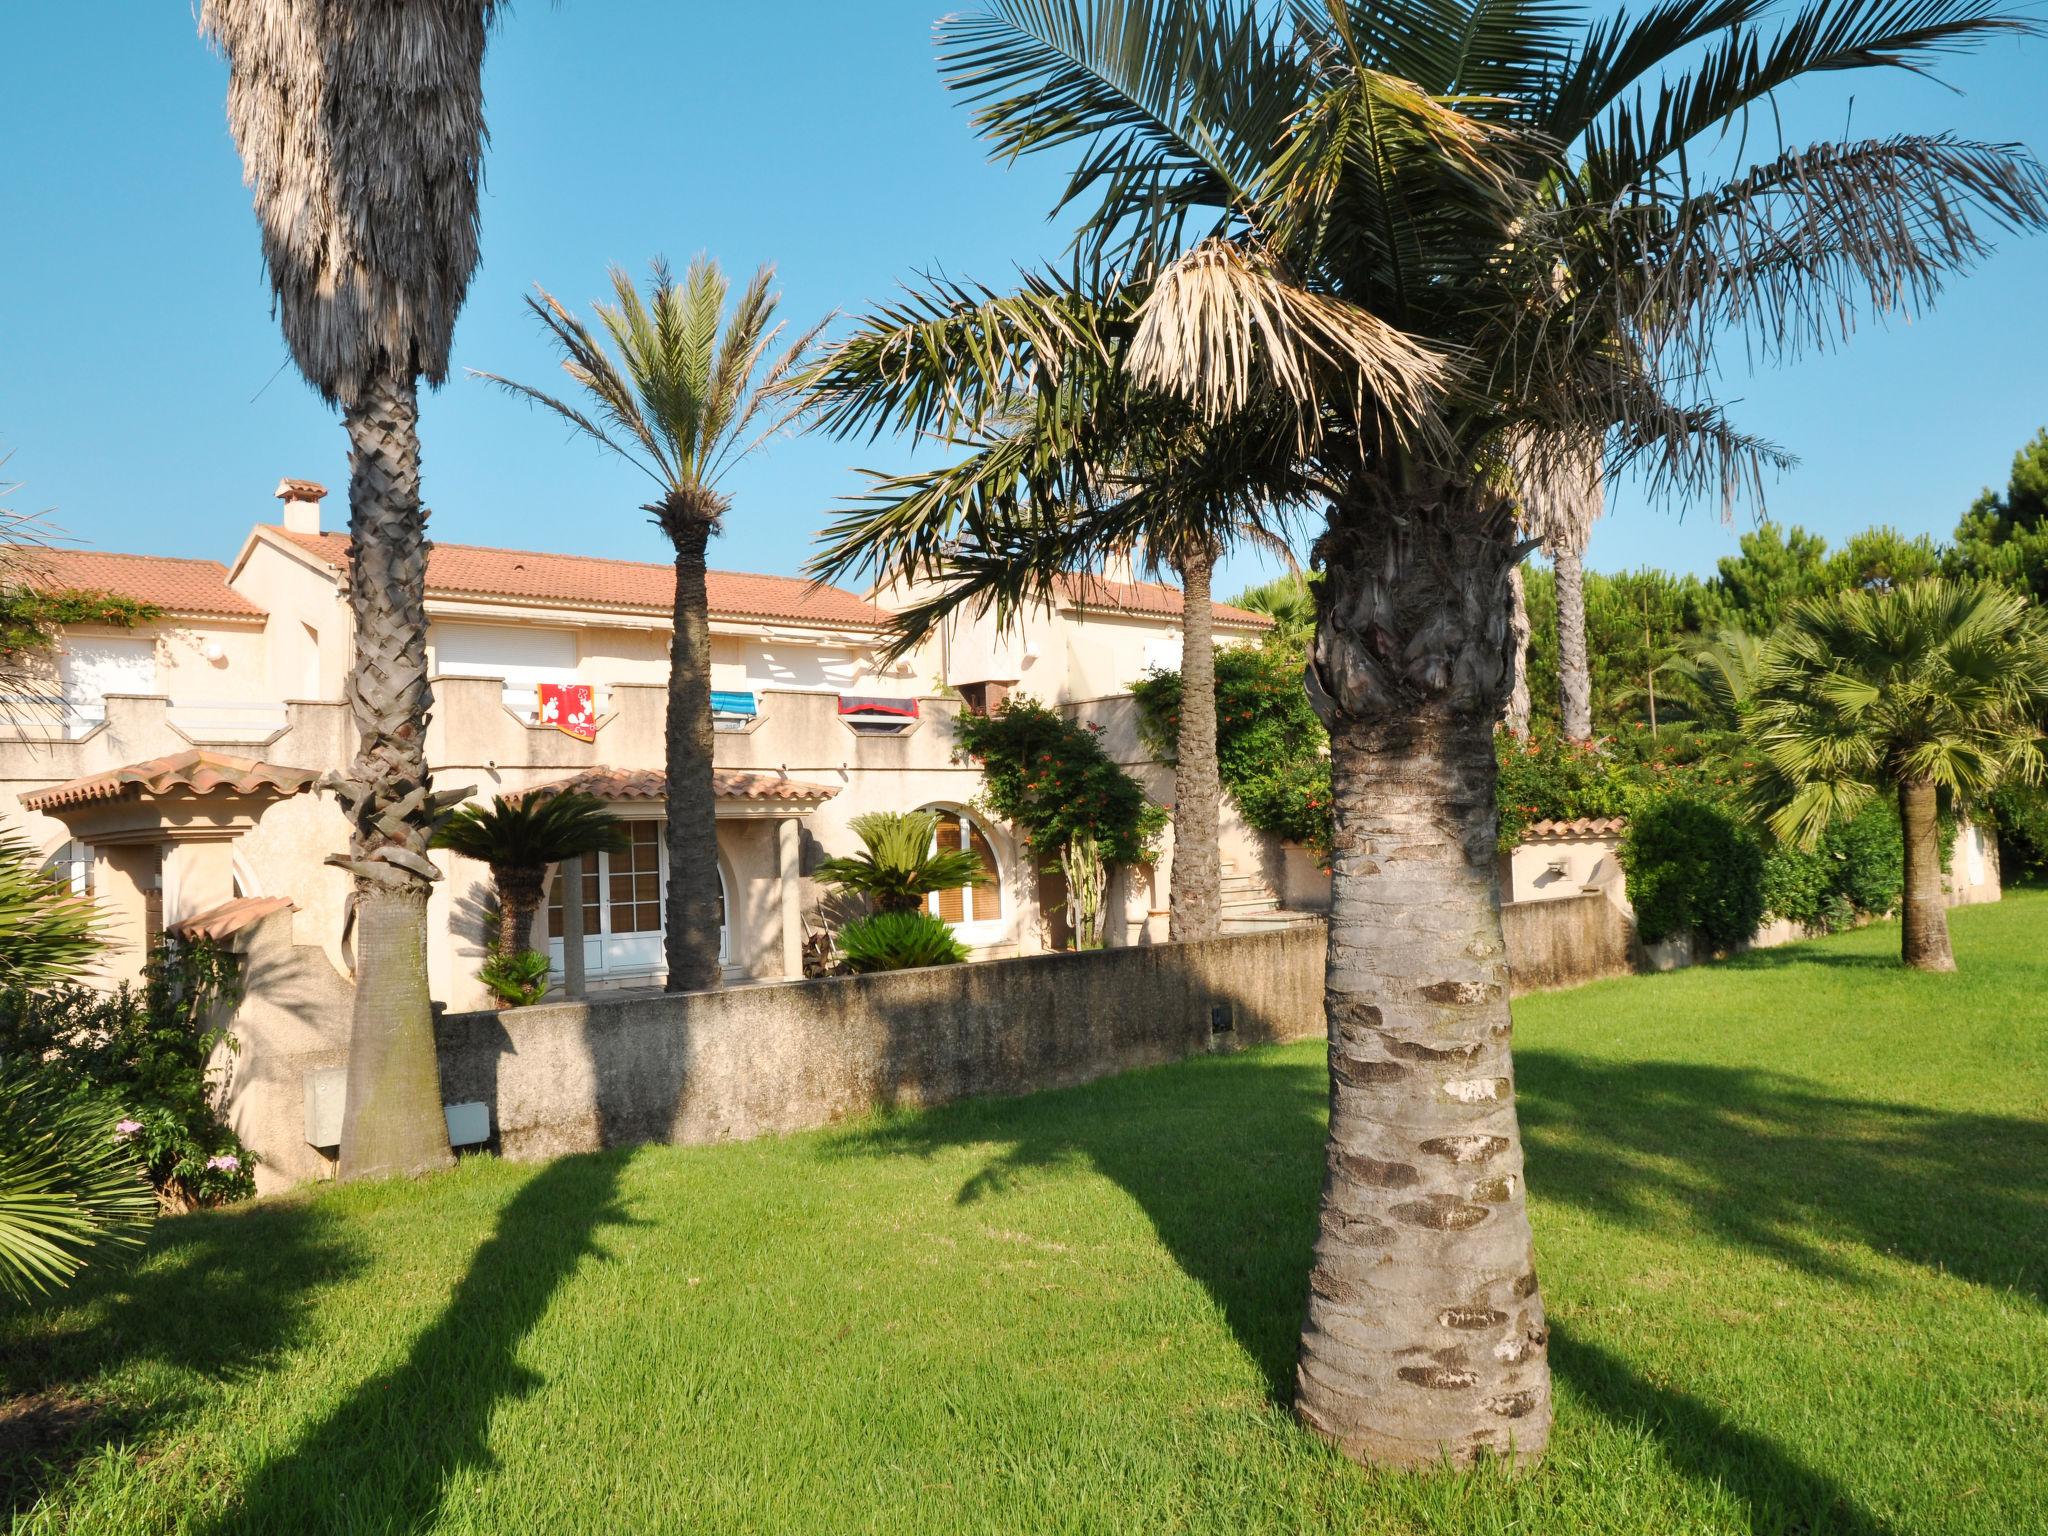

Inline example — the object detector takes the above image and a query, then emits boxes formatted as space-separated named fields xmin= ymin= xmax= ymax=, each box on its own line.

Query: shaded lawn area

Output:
xmin=4 ymin=896 xmax=2045 ymax=1534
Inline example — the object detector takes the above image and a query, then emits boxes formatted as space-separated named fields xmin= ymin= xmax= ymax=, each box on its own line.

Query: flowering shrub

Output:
xmin=953 ymin=698 xmax=1166 ymax=868
xmin=1493 ymin=728 xmax=1639 ymax=852
xmin=1131 ymin=640 xmax=1333 ymax=861
xmin=0 ymin=937 xmax=257 ymax=1207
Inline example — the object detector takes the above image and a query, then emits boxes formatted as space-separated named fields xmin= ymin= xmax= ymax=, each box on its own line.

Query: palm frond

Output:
xmin=0 ymin=1071 xmax=154 ymax=1301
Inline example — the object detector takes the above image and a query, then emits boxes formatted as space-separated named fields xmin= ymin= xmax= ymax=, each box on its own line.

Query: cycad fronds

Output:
xmin=0 ymin=829 xmax=100 ymax=993
xmin=816 ymin=812 xmax=989 ymax=914
xmin=0 ymin=1071 xmax=153 ymax=1301
xmin=432 ymin=791 xmax=630 ymax=869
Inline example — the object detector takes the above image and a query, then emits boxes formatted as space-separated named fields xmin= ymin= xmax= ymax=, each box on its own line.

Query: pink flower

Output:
xmin=114 ymin=1119 xmax=143 ymax=1141
xmin=205 ymin=1154 xmax=241 ymax=1174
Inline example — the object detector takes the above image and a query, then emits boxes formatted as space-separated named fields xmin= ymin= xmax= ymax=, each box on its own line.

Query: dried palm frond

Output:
xmin=199 ymin=0 xmax=510 ymax=404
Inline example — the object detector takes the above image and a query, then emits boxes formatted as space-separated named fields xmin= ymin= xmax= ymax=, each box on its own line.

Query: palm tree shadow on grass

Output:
xmin=830 ymin=1041 xmax=2042 ymax=1531
xmin=0 ymin=1196 xmax=361 ymax=1520
xmin=203 ymin=1150 xmax=637 ymax=1536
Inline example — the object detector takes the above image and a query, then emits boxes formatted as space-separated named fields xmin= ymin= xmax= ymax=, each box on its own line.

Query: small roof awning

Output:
xmin=837 ymin=694 xmax=919 ymax=719
xmin=527 ymin=766 xmax=839 ymax=813
xmin=22 ymin=749 xmax=319 ymax=813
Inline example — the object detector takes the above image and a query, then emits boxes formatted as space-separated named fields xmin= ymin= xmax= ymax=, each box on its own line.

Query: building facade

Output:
xmin=2 ymin=479 xmax=1285 ymax=1012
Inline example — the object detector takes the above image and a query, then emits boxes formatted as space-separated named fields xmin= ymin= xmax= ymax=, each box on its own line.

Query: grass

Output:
xmin=4 ymin=895 xmax=2045 ymax=1535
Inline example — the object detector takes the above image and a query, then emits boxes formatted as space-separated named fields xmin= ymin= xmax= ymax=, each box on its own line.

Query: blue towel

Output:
xmin=710 ymin=690 xmax=757 ymax=717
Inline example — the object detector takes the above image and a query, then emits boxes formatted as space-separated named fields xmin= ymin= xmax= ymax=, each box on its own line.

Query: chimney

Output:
xmin=275 ymin=477 xmax=326 ymax=535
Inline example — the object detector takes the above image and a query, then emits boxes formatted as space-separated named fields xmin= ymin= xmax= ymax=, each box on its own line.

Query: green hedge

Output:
xmin=1621 ymin=797 xmax=1767 ymax=950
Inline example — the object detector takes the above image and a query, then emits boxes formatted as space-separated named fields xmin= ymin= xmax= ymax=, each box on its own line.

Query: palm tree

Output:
xmin=0 ymin=1070 xmax=154 ymax=1301
xmin=476 ymin=260 xmax=823 ymax=993
xmin=1233 ymin=572 xmax=1318 ymax=646
xmin=807 ymin=281 xmax=1311 ymax=941
xmin=815 ymin=811 xmax=989 ymax=915
xmin=1518 ymin=449 xmax=1605 ymax=741
xmin=199 ymin=1 xmax=509 ymax=1180
xmin=0 ymin=827 xmax=100 ymax=993
xmin=1749 ymin=580 xmax=2048 ymax=970
xmin=431 ymin=790 xmax=628 ymax=958
xmin=806 ymin=0 xmax=2048 ymax=1467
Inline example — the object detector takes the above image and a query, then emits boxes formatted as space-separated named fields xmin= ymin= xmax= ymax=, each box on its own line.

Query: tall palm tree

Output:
xmin=807 ymin=280 xmax=1312 ymax=941
xmin=1518 ymin=449 xmax=1605 ymax=740
xmin=431 ymin=790 xmax=628 ymax=957
xmin=476 ymin=260 xmax=822 ymax=991
xmin=1749 ymin=579 xmax=2048 ymax=969
xmin=201 ymin=1 xmax=511 ymax=1181
xmin=806 ymin=0 xmax=2048 ymax=1468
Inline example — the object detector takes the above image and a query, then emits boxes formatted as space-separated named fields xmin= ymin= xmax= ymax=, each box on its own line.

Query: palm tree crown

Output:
xmin=816 ymin=812 xmax=990 ymax=916
xmin=433 ymin=791 xmax=629 ymax=958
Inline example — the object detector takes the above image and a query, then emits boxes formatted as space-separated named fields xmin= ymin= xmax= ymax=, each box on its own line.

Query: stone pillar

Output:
xmin=777 ymin=817 xmax=803 ymax=980
xmin=559 ymin=855 xmax=586 ymax=1000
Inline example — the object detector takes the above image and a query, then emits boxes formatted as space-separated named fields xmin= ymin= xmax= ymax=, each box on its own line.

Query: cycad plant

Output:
xmin=478 ymin=259 xmax=824 ymax=992
xmin=432 ymin=790 xmax=629 ymax=958
xmin=201 ymin=0 xmax=510 ymax=1181
xmin=1748 ymin=579 xmax=2048 ymax=970
xmin=801 ymin=0 xmax=2048 ymax=1467
xmin=816 ymin=811 xmax=988 ymax=915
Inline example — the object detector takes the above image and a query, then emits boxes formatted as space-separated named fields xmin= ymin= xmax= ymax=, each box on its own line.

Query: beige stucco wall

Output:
xmin=1505 ymin=834 xmax=1626 ymax=906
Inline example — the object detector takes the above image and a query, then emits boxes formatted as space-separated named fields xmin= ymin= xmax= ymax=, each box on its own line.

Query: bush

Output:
xmin=1132 ymin=641 xmax=1332 ymax=860
xmin=1756 ymin=800 xmax=1905 ymax=930
xmin=1622 ymin=796 xmax=1765 ymax=950
xmin=479 ymin=949 xmax=552 ymax=1008
xmin=0 ymin=938 xmax=256 ymax=1208
xmin=1494 ymin=728 xmax=1637 ymax=852
xmin=835 ymin=911 xmax=971 ymax=973
xmin=954 ymin=698 xmax=1165 ymax=869
xmin=1981 ymin=782 xmax=2048 ymax=878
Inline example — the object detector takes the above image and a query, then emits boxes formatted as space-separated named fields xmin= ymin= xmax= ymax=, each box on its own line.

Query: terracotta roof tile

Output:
xmin=275 ymin=530 xmax=888 ymax=630
xmin=3 ymin=546 xmax=264 ymax=619
xmin=168 ymin=896 xmax=295 ymax=943
xmin=21 ymin=749 xmax=319 ymax=812
xmin=528 ymin=767 xmax=840 ymax=804
xmin=1053 ymin=573 xmax=1272 ymax=629
xmin=1523 ymin=816 xmax=1627 ymax=841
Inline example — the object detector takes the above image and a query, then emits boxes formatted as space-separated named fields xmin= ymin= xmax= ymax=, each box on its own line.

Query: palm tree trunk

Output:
xmin=1899 ymin=777 xmax=1956 ymax=972
xmin=333 ymin=372 xmax=453 ymax=1183
xmin=1553 ymin=542 xmax=1592 ymax=742
xmin=1298 ymin=477 xmax=1550 ymax=1469
xmin=495 ymin=865 xmax=544 ymax=956
xmin=1170 ymin=546 xmax=1222 ymax=942
xmin=663 ymin=519 xmax=724 ymax=992
xmin=1504 ymin=564 xmax=1531 ymax=737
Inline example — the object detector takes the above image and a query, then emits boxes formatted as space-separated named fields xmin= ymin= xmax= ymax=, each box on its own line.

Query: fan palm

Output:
xmin=0 ymin=1070 xmax=155 ymax=1301
xmin=816 ymin=811 xmax=990 ymax=915
xmin=0 ymin=828 xmax=100 ymax=992
xmin=1748 ymin=579 xmax=2048 ymax=969
xmin=432 ymin=790 xmax=629 ymax=958
xmin=804 ymin=0 xmax=2048 ymax=1467
xmin=476 ymin=259 xmax=824 ymax=992
xmin=200 ymin=0 xmax=510 ymax=1181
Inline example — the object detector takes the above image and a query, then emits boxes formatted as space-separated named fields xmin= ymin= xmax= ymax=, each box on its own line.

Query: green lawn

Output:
xmin=5 ymin=895 xmax=2045 ymax=1535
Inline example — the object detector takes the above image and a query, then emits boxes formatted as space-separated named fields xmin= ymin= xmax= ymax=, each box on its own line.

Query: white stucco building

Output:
xmin=2 ymin=478 xmax=1287 ymax=1011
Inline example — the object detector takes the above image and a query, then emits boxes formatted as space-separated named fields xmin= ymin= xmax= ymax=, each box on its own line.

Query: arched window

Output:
xmin=924 ymin=808 xmax=1001 ymax=927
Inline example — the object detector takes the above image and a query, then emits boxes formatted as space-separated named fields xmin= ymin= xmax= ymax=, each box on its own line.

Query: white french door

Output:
xmin=545 ymin=819 xmax=728 ymax=983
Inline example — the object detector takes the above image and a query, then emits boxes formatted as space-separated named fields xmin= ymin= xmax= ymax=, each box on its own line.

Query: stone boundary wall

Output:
xmin=1501 ymin=893 xmax=1635 ymax=994
xmin=435 ymin=923 xmax=1326 ymax=1163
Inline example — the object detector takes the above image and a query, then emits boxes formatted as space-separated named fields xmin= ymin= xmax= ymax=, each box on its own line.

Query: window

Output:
xmin=838 ymin=694 xmax=919 ymax=736
xmin=40 ymin=840 xmax=93 ymax=898
xmin=711 ymin=689 xmax=758 ymax=734
xmin=544 ymin=821 xmax=730 ymax=971
xmin=926 ymin=809 xmax=1001 ymax=927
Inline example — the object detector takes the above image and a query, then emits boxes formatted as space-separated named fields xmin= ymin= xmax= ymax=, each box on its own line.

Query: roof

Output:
xmin=529 ymin=767 xmax=840 ymax=804
xmin=21 ymin=749 xmax=319 ymax=812
xmin=1 ymin=546 xmax=265 ymax=619
xmin=274 ymin=529 xmax=889 ymax=630
xmin=1522 ymin=816 xmax=1627 ymax=841
xmin=169 ymin=896 xmax=295 ymax=943
xmin=1054 ymin=573 xmax=1272 ymax=630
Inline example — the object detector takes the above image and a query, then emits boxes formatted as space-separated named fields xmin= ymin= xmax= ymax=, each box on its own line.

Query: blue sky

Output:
xmin=3 ymin=3 xmax=2045 ymax=600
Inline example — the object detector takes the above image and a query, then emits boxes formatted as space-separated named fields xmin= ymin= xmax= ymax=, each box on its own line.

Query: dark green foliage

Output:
xmin=954 ymin=698 xmax=1165 ymax=869
xmin=1982 ymin=781 xmax=2048 ymax=876
xmin=1758 ymin=801 xmax=1906 ymax=931
xmin=835 ymin=910 xmax=971 ymax=973
xmin=1949 ymin=427 xmax=2048 ymax=603
xmin=816 ymin=811 xmax=988 ymax=914
xmin=431 ymin=789 xmax=629 ymax=869
xmin=0 ymin=587 xmax=161 ymax=667
xmin=1494 ymin=728 xmax=1637 ymax=852
xmin=1132 ymin=641 xmax=1330 ymax=860
xmin=1622 ymin=798 xmax=1766 ymax=951
xmin=0 ymin=827 xmax=101 ymax=991
xmin=0 ymin=1068 xmax=154 ymax=1300
xmin=1522 ymin=564 xmax=1718 ymax=735
xmin=478 ymin=950 xmax=551 ymax=1008
xmin=0 ymin=939 xmax=256 ymax=1207
xmin=1698 ymin=524 xmax=1832 ymax=635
